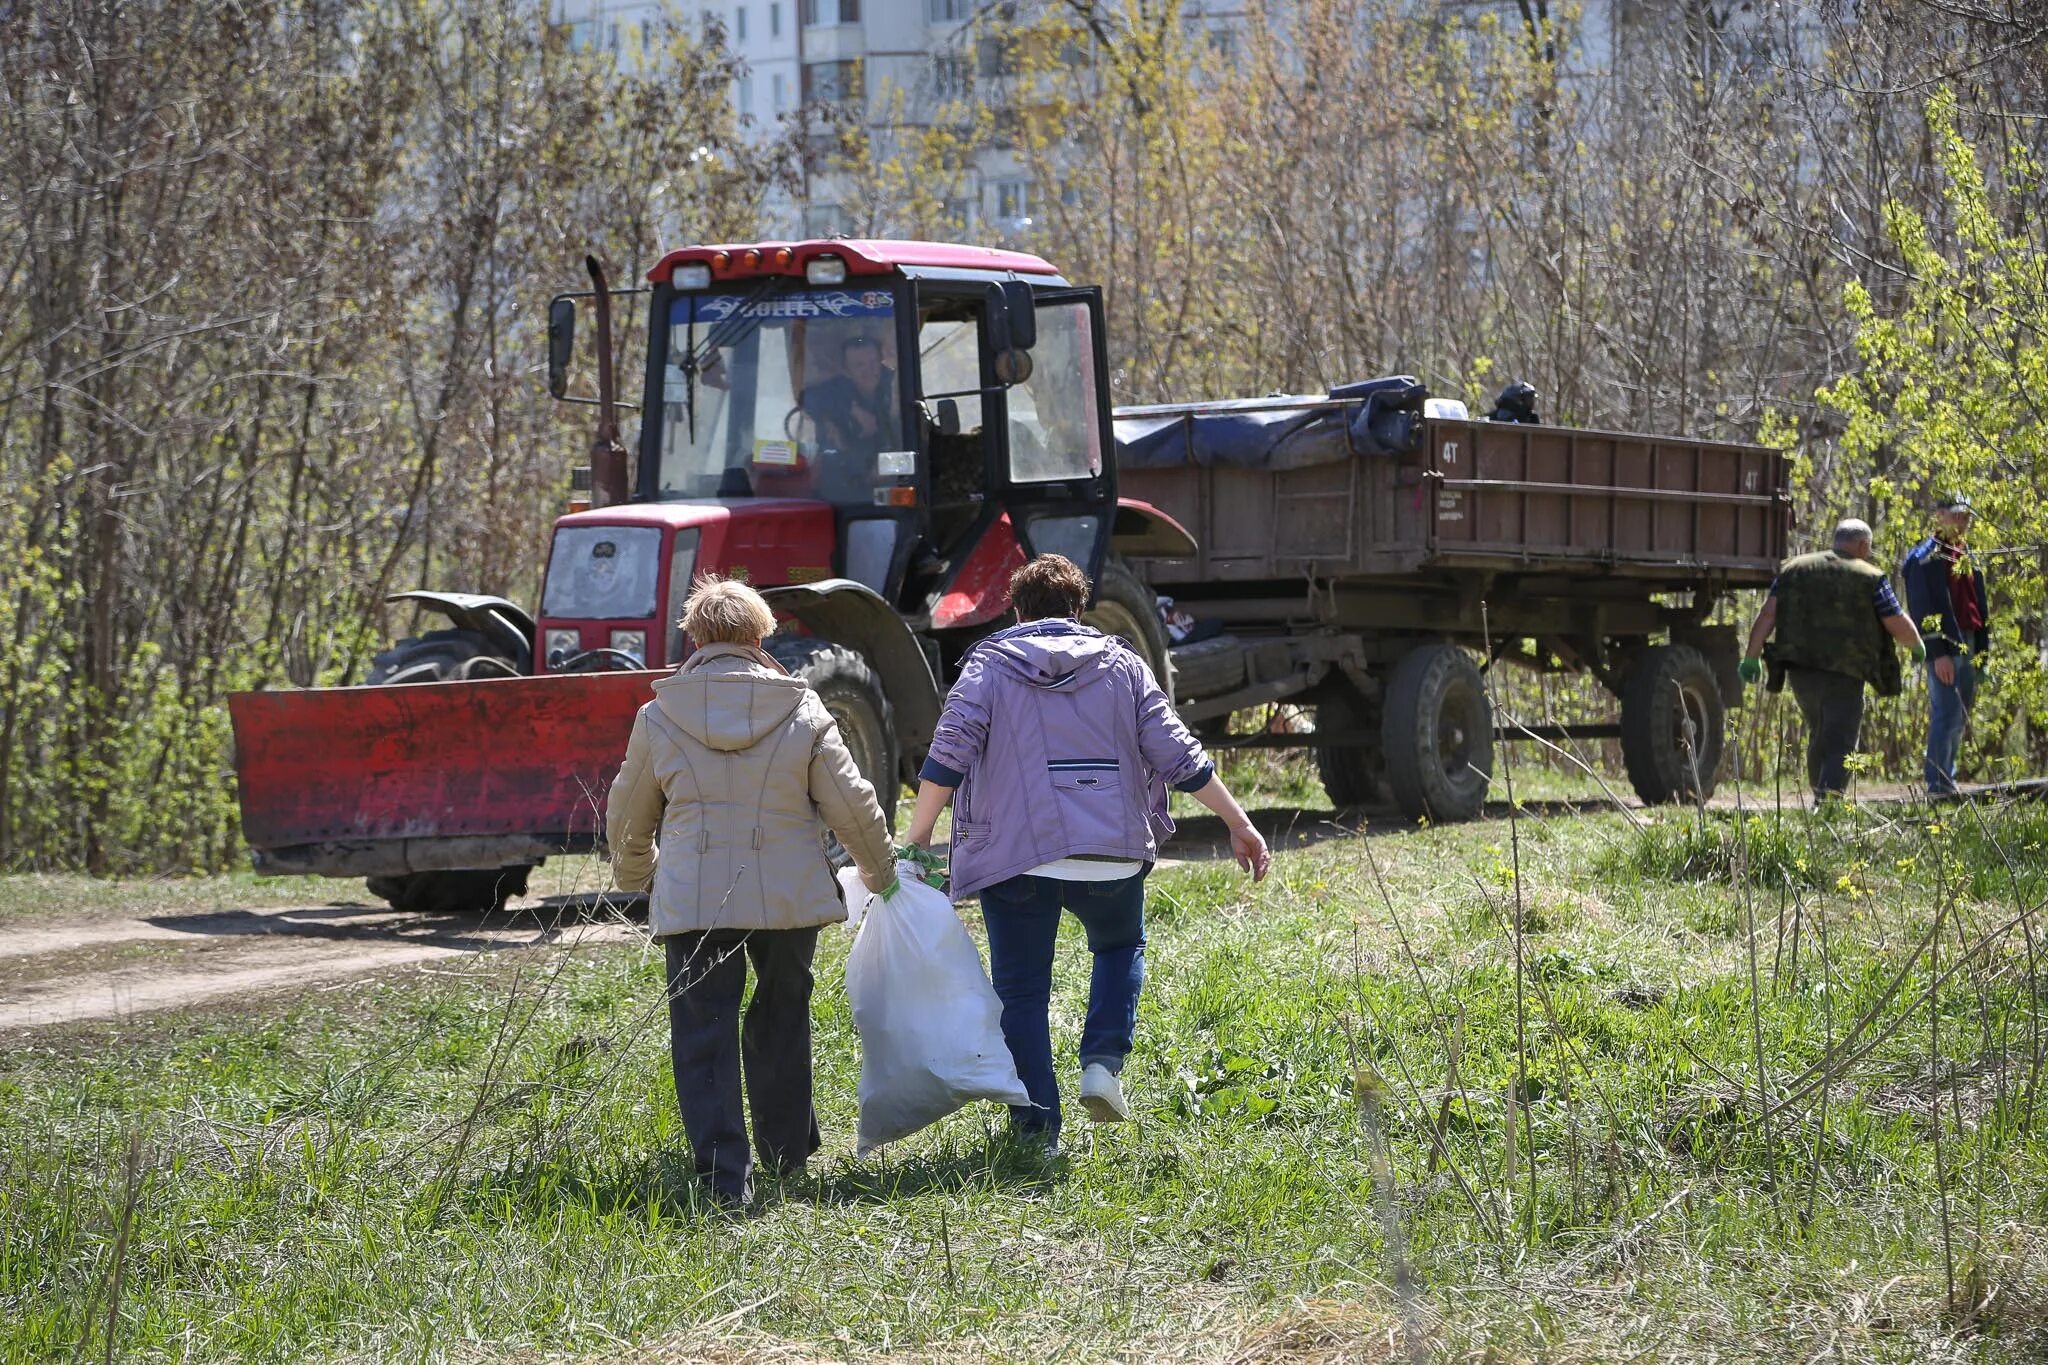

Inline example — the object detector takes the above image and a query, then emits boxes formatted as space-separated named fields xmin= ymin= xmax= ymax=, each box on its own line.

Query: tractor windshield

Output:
xmin=658 ymin=285 xmax=906 ymax=504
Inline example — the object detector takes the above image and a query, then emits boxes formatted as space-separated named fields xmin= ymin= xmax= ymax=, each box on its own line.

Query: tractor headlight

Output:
xmin=673 ymin=262 xmax=713 ymax=290
xmin=545 ymin=629 xmax=580 ymax=665
xmin=804 ymin=254 xmax=847 ymax=286
xmin=610 ymin=630 xmax=647 ymax=664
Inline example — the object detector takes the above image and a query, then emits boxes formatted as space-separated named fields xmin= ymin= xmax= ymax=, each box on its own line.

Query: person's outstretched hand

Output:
xmin=1230 ymin=820 xmax=1272 ymax=882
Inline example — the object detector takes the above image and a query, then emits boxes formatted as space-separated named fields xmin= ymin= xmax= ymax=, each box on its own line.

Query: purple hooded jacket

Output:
xmin=919 ymin=619 xmax=1215 ymax=900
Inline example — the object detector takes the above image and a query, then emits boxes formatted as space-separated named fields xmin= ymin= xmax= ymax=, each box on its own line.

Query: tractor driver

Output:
xmin=803 ymin=333 xmax=902 ymax=502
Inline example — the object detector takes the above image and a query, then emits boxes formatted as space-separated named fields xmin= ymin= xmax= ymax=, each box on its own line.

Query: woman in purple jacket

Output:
xmin=903 ymin=554 xmax=1271 ymax=1146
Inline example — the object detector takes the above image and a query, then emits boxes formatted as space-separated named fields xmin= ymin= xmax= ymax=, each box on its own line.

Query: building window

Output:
xmin=737 ymin=76 xmax=753 ymax=115
xmin=800 ymin=0 xmax=817 ymax=25
xmin=802 ymin=59 xmax=861 ymax=104
xmin=772 ymin=71 xmax=787 ymax=111
xmin=932 ymin=53 xmax=973 ymax=98
xmin=770 ymin=0 xmax=781 ymax=34
xmin=977 ymin=36 xmax=1009 ymax=78
xmin=945 ymin=196 xmax=975 ymax=227
xmin=607 ymin=20 xmax=619 ymax=52
xmin=994 ymin=179 xmax=1031 ymax=220
xmin=928 ymin=0 xmax=968 ymax=19
xmin=735 ymin=4 xmax=747 ymax=38
xmin=840 ymin=0 xmax=859 ymax=20
xmin=804 ymin=203 xmax=846 ymax=236
xmin=642 ymin=22 xmax=654 ymax=52
xmin=567 ymin=18 xmax=595 ymax=48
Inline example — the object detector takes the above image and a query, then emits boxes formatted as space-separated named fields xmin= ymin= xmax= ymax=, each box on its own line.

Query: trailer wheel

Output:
xmin=1620 ymin=644 xmax=1724 ymax=804
xmin=1382 ymin=644 xmax=1493 ymax=822
xmin=366 ymin=866 xmax=532 ymax=916
xmin=768 ymin=637 xmax=899 ymax=859
xmin=1083 ymin=558 xmax=1173 ymax=696
xmin=363 ymin=628 xmax=535 ymax=914
xmin=1313 ymin=686 xmax=1383 ymax=808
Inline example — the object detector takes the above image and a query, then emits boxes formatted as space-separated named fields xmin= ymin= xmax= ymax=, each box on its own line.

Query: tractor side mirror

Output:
xmin=1000 ymin=280 xmax=1036 ymax=350
xmin=984 ymin=281 xmax=1038 ymax=389
xmin=547 ymin=296 xmax=576 ymax=400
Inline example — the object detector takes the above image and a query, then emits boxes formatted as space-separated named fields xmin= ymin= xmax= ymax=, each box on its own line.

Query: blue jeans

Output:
xmin=1924 ymin=656 xmax=1977 ymax=794
xmin=978 ymin=867 xmax=1149 ymax=1138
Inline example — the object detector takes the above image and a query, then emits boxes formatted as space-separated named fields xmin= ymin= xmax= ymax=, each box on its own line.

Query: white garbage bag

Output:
xmin=844 ymin=862 xmax=1031 ymax=1154
xmin=835 ymin=864 xmax=871 ymax=931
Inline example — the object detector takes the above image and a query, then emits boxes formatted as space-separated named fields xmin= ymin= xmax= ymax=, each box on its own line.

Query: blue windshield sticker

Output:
xmin=678 ymin=289 xmax=893 ymax=324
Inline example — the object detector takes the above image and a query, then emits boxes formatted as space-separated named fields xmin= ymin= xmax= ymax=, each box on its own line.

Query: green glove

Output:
xmin=895 ymin=844 xmax=948 ymax=889
xmin=1909 ymin=640 xmax=1927 ymax=663
xmin=1737 ymin=656 xmax=1763 ymax=685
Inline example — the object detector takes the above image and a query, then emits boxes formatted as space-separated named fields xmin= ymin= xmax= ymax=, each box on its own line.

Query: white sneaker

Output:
xmin=1080 ymin=1063 xmax=1131 ymax=1123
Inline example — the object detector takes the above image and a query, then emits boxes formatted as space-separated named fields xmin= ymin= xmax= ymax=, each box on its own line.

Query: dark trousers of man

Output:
xmin=664 ymin=927 xmax=821 ymax=1206
xmin=1786 ymin=666 xmax=1866 ymax=798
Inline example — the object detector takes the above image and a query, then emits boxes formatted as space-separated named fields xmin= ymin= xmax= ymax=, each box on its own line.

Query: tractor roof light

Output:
xmin=674 ymin=262 xmax=713 ymax=290
xmin=805 ymin=254 xmax=848 ymax=286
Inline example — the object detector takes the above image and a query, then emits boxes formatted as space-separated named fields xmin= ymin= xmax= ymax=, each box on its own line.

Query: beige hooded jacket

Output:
xmin=606 ymin=642 xmax=894 ymax=937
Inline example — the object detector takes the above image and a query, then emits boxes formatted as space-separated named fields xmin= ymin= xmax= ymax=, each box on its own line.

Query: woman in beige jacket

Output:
xmin=608 ymin=577 xmax=896 ymax=1207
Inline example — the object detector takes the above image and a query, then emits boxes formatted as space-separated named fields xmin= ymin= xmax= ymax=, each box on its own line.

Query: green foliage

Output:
xmin=1818 ymin=86 xmax=2048 ymax=774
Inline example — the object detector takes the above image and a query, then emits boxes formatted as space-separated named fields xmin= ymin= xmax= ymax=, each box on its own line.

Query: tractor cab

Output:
xmin=540 ymin=239 xmax=1122 ymax=674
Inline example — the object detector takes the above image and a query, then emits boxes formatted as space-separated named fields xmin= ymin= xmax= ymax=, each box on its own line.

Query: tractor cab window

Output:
xmin=916 ymin=301 xmax=987 ymax=511
xmin=659 ymin=285 xmax=906 ymax=505
xmin=1007 ymin=298 xmax=1103 ymax=484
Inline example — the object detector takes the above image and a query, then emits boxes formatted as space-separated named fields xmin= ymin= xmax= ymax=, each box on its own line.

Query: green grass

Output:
xmin=6 ymin=773 xmax=2048 ymax=1361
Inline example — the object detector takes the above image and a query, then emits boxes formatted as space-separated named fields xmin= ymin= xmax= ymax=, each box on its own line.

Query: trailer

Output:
xmin=1113 ymin=380 xmax=1789 ymax=819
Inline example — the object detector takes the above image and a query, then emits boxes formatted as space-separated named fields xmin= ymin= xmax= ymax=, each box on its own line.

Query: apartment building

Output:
xmin=552 ymin=0 xmax=1245 ymax=240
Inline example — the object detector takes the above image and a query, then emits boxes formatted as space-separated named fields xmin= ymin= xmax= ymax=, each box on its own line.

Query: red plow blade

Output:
xmin=227 ymin=671 xmax=658 ymax=876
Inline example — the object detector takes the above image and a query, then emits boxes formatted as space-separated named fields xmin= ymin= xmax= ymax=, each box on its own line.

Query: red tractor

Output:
xmin=229 ymin=239 xmax=1191 ymax=912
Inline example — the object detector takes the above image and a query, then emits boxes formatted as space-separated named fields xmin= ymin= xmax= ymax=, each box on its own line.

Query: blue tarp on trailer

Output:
xmin=1112 ymin=375 xmax=1428 ymax=471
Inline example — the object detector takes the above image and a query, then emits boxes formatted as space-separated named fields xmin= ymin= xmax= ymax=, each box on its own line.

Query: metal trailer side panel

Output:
xmin=1118 ymin=419 xmax=1786 ymax=589
xmin=1415 ymin=420 xmax=1786 ymax=580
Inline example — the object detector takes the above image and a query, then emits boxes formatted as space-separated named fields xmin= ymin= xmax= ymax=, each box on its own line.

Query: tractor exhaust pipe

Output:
xmin=585 ymin=254 xmax=630 ymax=507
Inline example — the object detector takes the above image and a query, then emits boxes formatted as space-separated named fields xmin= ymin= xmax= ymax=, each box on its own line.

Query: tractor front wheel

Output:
xmin=363 ymin=626 xmax=536 ymax=914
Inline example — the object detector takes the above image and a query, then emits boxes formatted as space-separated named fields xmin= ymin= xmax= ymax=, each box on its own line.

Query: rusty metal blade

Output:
xmin=228 ymin=672 xmax=657 ymax=854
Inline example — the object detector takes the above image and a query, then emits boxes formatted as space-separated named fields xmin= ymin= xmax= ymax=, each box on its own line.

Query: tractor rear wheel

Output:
xmin=768 ymin=636 xmax=899 ymax=860
xmin=1313 ymin=684 xmax=1384 ymax=809
xmin=1082 ymin=557 xmax=1173 ymax=695
xmin=363 ymin=626 xmax=536 ymax=914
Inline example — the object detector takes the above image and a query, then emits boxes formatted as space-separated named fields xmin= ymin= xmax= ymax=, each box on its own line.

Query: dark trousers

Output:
xmin=1787 ymin=666 xmax=1866 ymax=798
xmin=978 ymin=867 xmax=1149 ymax=1139
xmin=664 ymin=927 xmax=822 ymax=1204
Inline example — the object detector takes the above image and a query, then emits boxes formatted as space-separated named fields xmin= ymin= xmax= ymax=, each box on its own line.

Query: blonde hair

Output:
xmin=681 ymin=575 xmax=777 ymax=646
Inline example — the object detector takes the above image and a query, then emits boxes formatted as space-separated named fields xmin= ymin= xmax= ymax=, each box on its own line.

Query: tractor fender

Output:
xmin=759 ymin=579 xmax=942 ymax=758
xmin=387 ymin=591 xmax=536 ymax=673
xmin=1112 ymin=498 xmax=1198 ymax=559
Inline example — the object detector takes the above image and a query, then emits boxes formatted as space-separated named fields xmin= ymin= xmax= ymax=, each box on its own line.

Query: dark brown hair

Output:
xmin=1009 ymin=553 xmax=1091 ymax=621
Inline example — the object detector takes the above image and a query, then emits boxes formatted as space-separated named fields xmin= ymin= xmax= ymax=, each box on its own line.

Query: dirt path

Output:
xmin=0 ymin=898 xmax=644 ymax=1031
